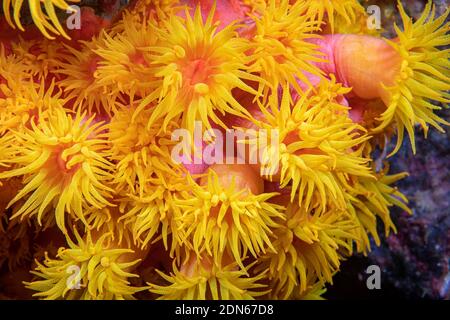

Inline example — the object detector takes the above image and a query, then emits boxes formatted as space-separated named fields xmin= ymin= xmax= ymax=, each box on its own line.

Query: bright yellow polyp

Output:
xmin=11 ymin=38 xmax=71 ymax=81
xmin=256 ymin=202 xmax=357 ymax=299
xmin=175 ymin=170 xmax=285 ymax=270
xmin=0 ymin=134 xmax=14 ymax=170
xmin=241 ymin=0 xmax=266 ymax=13
xmin=251 ymin=78 xmax=373 ymax=213
xmin=94 ymin=12 xmax=160 ymax=107
xmin=324 ymin=5 xmax=381 ymax=36
xmin=0 ymin=108 xmax=114 ymax=233
xmin=248 ymin=0 xmax=325 ymax=97
xmin=0 ymin=0 xmax=448 ymax=301
xmin=25 ymin=231 xmax=144 ymax=300
xmin=131 ymin=0 xmax=179 ymax=21
xmin=2 ymin=0 xmax=80 ymax=39
xmin=132 ymin=5 xmax=260 ymax=135
xmin=85 ymin=204 xmax=134 ymax=247
xmin=0 ymin=81 xmax=64 ymax=135
xmin=375 ymin=2 xmax=450 ymax=156
xmin=108 ymin=105 xmax=180 ymax=197
xmin=0 ymin=46 xmax=33 ymax=90
xmin=149 ymin=254 xmax=268 ymax=300
xmin=293 ymin=280 xmax=327 ymax=300
xmin=55 ymin=38 xmax=111 ymax=114
xmin=346 ymin=168 xmax=411 ymax=254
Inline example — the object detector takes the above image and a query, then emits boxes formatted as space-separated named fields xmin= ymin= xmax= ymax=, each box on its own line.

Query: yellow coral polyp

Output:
xmin=0 ymin=135 xmax=14 ymax=171
xmin=84 ymin=202 xmax=133 ymax=247
xmin=251 ymin=78 xmax=372 ymax=212
xmin=323 ymin=4 xmax=380 ymax=35
xmin=25 ymin=231 xmax=145 ymax=299
xmin=0 ymin=0 xmax=448 ymax=301
xmin=55 ymin=38 xmax=111 ymax=114
xmin=0 ymin=108 xmax=114 ymax=232
xmin=10 ymin=38 xmax=69 ymax=81
xmin=131 ymin=0 xmax=180 ymax=21
xmin=0 ymin=47 xmax=33 ymax=91
xmin=256 ymin=201 xmax=357 ymax=299
xmin=119 ymin=172 xmax=191 ymax=254
xmin=346 ymin=168 xmax=411 ymax=253
xmin=149 ymin=252 xmax=268 ymax=299
xmin=0 ymin=81 xmax=64 ymax=135
xmin=108 ymin=105 xmax=180 ymax=196
xmin=248 ymin=0 xmax=325 ymax=96
xmin=298 ymin=0 xmax=366 ymax=33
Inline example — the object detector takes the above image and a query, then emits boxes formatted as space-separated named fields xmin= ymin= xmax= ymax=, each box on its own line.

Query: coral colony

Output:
xmin=0 ymin=0 xmax=448 ymax=300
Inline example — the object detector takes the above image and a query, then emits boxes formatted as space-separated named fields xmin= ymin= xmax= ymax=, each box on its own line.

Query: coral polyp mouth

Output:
xmin=181 ymin=57 xmax=215 ymax=87
xmin=129 ymin=51 xmax=149 ymax=67
xmin=0 ymin=0 xmax=449 ymax=301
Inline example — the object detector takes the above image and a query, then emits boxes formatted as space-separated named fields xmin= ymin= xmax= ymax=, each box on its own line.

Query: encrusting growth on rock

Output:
xmin=0 ymin=0 xmax=448 ymax=300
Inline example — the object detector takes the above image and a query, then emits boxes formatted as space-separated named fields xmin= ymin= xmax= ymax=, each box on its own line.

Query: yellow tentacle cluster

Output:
xmin=0 ymin=0 xmax=447 ymax=300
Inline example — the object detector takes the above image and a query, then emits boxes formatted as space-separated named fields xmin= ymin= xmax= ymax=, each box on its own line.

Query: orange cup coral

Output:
xmin=0 ymin=0 xmax=448 ymax=300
